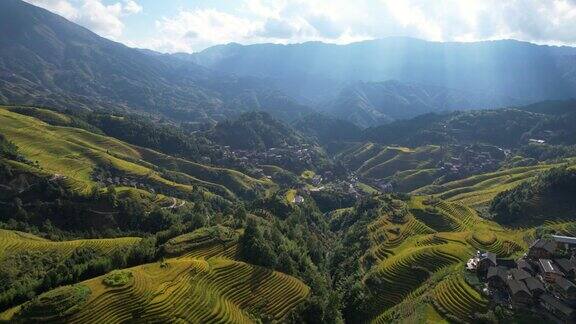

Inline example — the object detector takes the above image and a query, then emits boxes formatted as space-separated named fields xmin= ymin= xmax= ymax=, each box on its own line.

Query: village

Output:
xmin=218 ymin=143 xmax=318 ymax=175
xmin=438 ymin=144 xmax=506 ymax=179
xmin=468 ymin=235 xmax=576 ymax=322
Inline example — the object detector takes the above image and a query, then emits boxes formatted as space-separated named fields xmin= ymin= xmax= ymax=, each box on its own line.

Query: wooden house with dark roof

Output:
xmin=506 ymin=279 xmax=532 ymax=307
xmin=540 ymin=293 xmax=576 ymax=322
xmin=551 ymin=235 xmax=576 ymax=250
xmin=477 ymin=251 xmax=497 ymax=273
xmin=556 ymin=258 xmax=576 ymax=279
xmin=487 ymin=266 xmax=508 ymax=289
xmin=523 ymin=276 xmax=545 ymax=297
xmin=528 ymin=239 xmax=557 ymax=259
xmin=538 ymin=259 xmax=564 ymax=283
xmin=517 ymin=258 xmax=536 ymax=275
xmin=510 ymin=268 xmax=531 ymax=281
xmin=554 ymin=277 xmax=576 ymax=306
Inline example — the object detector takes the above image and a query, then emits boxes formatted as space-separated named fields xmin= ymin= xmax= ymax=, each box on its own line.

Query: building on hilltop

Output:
xmin=478 ymin=251 xmax=497 ymax=273
xmin=510 ymin=268 xmax=531 ymax=281
xmin=311 ymin=175 xmax=322 ymax=186
xmin=517 ymin=259 xmax=537 ymax=275
xmin=467 ymin=251 xmax=497 ymax=274
xmin=528 ymin=139 xmax=546 ymax=144
xmin=551 ymin=235 xmax=576 ymax=252
xmin=556 ymin=258 xmax=576 ymax=280
xmin=473 ymin=237 xmax=576 ymax=322
xmin=487 ymin=266 xmax=508 ymax=289
xmin=293 ymin=195 xmax=304 ymax=204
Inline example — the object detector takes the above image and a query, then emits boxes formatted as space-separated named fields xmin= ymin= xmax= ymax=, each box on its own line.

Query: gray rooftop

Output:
xmin=556 ymin=277 xmax=576 ymax=292
xmin=524 ymin=277 xmax=544 ymax=292
xmin=540 ymin=293 xmax=574 ymax=315
xmin=551 ymin=235 xmax=576 ymax=245
xmin=539 ymin=259 xmax=562 ymax=274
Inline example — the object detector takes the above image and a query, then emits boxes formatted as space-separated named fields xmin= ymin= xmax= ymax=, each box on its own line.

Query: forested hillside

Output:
xmin=490 ymin=166 xmax=576 ymax=226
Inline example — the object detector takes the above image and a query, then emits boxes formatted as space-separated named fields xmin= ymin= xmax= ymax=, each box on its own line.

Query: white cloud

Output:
xmin=145 ymin=9 xmax=259 ymax=53
xmin=23 ymin=0 xmax=142 ymax=39
xmin=123 ymin=0 xmax=142 ymax=15
xmin=23 ymin=0 xmax=78 ymax=19
xmin=257 ymin=18 xmax=298 ymax=39
xmin=23 ymin=0 xmax=576 ymax=52
xmin=139 ymin=0 xmax=372 ymax=53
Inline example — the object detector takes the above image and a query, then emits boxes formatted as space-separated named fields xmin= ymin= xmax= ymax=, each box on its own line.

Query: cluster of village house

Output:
xmin=439 ymin=145 xmax=505 ymax=177
xmin=218 ymin=144 xmax=316 ymax=170
xmin=468 ymin=235 xmax=576 ymax=322
xmin=92 ymin=173 xmax=153 ymax=192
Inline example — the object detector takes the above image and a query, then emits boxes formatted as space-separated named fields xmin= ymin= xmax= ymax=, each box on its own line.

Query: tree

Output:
xmin=240 ymin=217 xmax=277 ymax=268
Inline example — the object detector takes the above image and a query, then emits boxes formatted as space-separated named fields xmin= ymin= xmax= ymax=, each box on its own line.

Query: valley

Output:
xmin=2 ymin=101 xmax=576 ymax=323
xmin=2 ymin=1 xmax=576 ymax=323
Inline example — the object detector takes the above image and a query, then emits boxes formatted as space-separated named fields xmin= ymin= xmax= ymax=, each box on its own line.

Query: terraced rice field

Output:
xmin=413 ymin=162 xmax=571 ymax=207
xmin=339 ymin=143 xmax=442 ymax=181
xmin=161 ymin=226 xmax=241 ymax=260
xmin=370 ymin=244 xmax=465 ymax=310
xmin=433 ymin=201 xmax=481 ymax=229
xmin=0 ymin=229 xmax=140 ymax=260
xmin=0 ymin=107 xmax=269 ymax=199
xmin=466 ymin=231 xmax=523 ymax=257
xmin=1 ymin=258 xmax=310 ymax=323
xmin=431 ymin=273 xmax=488 ymax=322
xmin=367 ymin=210 xmax=435 ymax=260
xmin=178 ymin=243 xmax=239 ymax=260
xmin=364 ymin=195 xmax=530 ymax=322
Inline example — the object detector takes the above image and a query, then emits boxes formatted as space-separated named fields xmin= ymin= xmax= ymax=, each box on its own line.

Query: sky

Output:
xmin=23 ymin=0 xmax=576 ymax=53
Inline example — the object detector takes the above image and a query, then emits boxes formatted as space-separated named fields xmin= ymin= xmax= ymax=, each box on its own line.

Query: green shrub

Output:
xmin=103 ymin=270 xmax=133 ymax=287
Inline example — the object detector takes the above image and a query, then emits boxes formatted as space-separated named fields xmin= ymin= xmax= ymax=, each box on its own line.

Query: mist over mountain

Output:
xmin=320 ymin=80 xmax=519 ymax=127
xmin=189 ymin=38 xmax=576 ymax=125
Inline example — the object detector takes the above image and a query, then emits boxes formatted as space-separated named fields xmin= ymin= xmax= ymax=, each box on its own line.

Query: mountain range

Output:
xmin=3 ymin=0 xmax=576 ymax=128
xmin=188 ymin=38 xmax=576 ymax=107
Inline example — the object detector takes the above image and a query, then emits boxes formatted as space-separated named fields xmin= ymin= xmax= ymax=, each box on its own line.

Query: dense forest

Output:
xmin=490 ymin=167 xmax=576 ymax=225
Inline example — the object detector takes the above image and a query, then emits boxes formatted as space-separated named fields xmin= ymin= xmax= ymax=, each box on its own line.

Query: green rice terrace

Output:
xmin=0 ymin=229 xmax=140 ymax=260
xmin=339 ymin=162 xmax=576 ymax=323
xmin=5 ymin=3 xmax=576 ymax=322
xmin=0 ymin=107 xmax=273 ymax=200
xmin=356 ymin=193 xmax=548 ymax=323
xmin=0 ymin=257 xmax=310 ymax=323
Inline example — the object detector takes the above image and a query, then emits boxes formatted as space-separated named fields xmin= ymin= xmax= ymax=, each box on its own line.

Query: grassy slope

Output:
xmin=353 ymin=152 xmax=576 ymax=322
xmin=1 ymin=257 xmax=310 ymax=323
xmin=0 ymin=107 xmax=273 ymax=200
